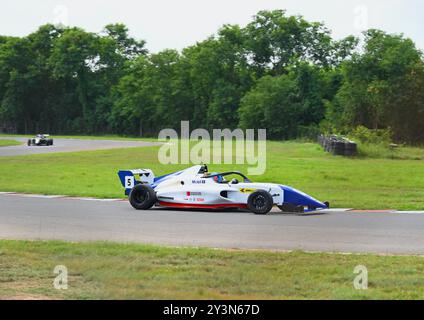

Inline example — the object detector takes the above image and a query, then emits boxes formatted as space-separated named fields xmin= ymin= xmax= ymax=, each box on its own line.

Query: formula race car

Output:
xmin=118 ymin=165 xmax=329 ymax=215
xmin=27 ymin=134 xmax=54 ymax=146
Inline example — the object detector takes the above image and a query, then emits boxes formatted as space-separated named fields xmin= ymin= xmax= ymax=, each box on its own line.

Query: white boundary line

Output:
xmin=0 ymin=192 xmax=124 ymax=202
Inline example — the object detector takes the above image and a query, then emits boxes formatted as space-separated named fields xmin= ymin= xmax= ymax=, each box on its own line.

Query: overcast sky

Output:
xmin=1 ymin=0 xmax=423 ymax=52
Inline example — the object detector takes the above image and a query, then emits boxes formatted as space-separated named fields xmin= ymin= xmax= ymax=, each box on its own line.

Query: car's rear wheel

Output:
xmin=247 ymin=190 xmax=273 ymax=215
xmin=27 ymin=139 xmax=31 ymax=146
xmin=129 ymin=184 xmax=157 ymax=210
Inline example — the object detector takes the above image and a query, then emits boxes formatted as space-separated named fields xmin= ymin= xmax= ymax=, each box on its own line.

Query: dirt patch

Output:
xmin=0 ymin=294 xmax=54 ymax=300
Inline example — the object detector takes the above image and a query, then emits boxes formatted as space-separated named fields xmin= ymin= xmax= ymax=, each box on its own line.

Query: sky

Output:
xmin=1 ymin=0 xmax=423 ymax=52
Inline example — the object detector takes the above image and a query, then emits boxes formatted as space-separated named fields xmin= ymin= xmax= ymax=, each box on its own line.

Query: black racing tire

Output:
xmin=278 ymin=203 xmax=304 ymax=213
xmin=27 ymin=139 xmax=31 ymax=146
xmin=129 ymin=184 xmax=157 ymax=210
xmin=50 ymin=139 xmax=54 ymax=146
xmin=247 ymin=190 xmax=273 ymax=215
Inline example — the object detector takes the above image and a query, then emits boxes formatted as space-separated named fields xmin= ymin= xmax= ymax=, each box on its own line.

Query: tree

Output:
xmin=2 ymin=12 xmax=423 ymax=144
xmin=242 ymin=10 xmax=356 ymax=76
xmin=103 ymin=24 xmax=147 ymax=60
xmin=336 ymin=29 xmax=423 ymax=143
xmin=239 ymin=63 xmax=327 ymax=140
xmin=111 ymin=50 xmax=180 ymax=136
xmin=0 ymin=34 xmax=46 ymax=133
xmin=48 ymin=24 xmax=147 ymax=133
xmin=239 ymin=74 xmax=301 ymax=139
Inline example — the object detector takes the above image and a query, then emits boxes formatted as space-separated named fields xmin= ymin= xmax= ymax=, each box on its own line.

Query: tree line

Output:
xmin=0 ymin=10 xmax=423 ymax=143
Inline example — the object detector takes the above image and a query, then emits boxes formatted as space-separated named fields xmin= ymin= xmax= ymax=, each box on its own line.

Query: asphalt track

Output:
xmin=1 ymin=193 xmax=424 ymax=255
xmin=1 ymin=137 xmax=423 ymax=255
xmin=0 ymin=137 xmax=160 ymax=156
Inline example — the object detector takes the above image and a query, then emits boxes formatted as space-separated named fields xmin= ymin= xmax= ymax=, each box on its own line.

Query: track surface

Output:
xmin=0 ymin=137 xmax=160 ymax=156
xmin=1 ymin=194 xmax=423 ymax=255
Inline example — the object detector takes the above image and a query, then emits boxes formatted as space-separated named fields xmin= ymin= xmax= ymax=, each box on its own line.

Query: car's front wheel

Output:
xmin=129 ymin=184 xmax=157 ymax=210
xmin=247 ymin=190 xmax=273 ymax=215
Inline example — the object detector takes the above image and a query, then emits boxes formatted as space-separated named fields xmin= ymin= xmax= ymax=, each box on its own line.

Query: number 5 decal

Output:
xmin=125 ymin=176 xmax=135 ymax=189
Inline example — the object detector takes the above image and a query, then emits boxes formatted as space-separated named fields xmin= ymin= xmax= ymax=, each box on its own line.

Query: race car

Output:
xmin=27 ymin=134 xmax=54 ymax=146
xmin=118 ymin=165 xmax=329 ymax=215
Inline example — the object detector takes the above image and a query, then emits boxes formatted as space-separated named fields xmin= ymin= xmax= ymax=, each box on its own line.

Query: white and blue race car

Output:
xmin=118 ymin=165 xmax=329 ymax=215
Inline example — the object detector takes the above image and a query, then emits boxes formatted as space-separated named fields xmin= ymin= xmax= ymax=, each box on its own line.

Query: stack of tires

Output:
xmin=318 ymin=135 xmax=357 ymax=157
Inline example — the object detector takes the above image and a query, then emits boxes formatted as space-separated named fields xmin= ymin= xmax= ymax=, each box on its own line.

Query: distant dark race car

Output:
xmin=27 ymin=134 xmax=54 ymax=146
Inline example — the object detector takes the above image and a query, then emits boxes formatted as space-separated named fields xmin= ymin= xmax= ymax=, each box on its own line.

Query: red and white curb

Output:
xmin=0 ymin=192 xmax=423 ymax=213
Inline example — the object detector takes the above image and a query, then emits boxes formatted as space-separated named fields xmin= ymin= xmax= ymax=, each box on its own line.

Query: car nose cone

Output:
xmin=279 ymin=185 xmax=327 ymax=209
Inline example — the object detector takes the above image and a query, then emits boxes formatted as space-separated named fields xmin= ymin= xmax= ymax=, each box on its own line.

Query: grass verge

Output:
xmin=0 ymin=139 xmax=22 ymax=147
xmin=0 ymin=240 xmax=423 ymax=300
xmin=0 ymin=141 xmax=423 ymax=209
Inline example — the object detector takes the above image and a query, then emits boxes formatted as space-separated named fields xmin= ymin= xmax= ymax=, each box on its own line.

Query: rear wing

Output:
xmin=118 ymin=169 xmax=155 ymax=196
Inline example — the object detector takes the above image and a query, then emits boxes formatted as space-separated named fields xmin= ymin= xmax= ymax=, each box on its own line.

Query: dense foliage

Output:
xmin=0 ymin=10 xmax=423 ymax=143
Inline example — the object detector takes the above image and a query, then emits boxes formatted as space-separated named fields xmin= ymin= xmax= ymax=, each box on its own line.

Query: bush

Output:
xmin=349 ymin=126 xmax=392 ymax=145
xmin=356 ymin=143 xmax=395 ymax=159
xmin=298 ymin=125 xmax=321 ymax=141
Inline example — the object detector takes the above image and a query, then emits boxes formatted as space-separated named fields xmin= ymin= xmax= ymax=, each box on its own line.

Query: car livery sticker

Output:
xmin=192 ymin=180 xmax=206 ymax=184
xmin=187 ymin=192 xmax=202 ymax=196
xmin=239 ymin=188 xmax=256 ymax=194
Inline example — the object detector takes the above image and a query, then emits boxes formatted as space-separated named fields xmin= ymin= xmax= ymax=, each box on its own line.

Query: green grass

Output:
xmin=0 ymin=140 xmax=423 ymax=210
xmin=0 ymin=139 xmax=22 ymax=147
xmin=0 ymin=240 xmax=423 ymax=300
xmin=357 ymin=143 xmax=424 ymax=160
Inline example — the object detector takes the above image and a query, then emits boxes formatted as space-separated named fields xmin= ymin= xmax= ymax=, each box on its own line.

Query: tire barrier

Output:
xmin=318 ymin=135 xmax=357 ymax=156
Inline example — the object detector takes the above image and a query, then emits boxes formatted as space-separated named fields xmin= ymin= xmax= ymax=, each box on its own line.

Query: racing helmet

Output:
xmin=212 ymin=173 xmax=224 ymax=183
